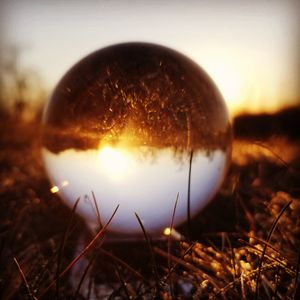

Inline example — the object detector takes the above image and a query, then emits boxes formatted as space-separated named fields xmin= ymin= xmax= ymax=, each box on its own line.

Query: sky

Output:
xmin=1 ymin=0 xmax=300 ymax=116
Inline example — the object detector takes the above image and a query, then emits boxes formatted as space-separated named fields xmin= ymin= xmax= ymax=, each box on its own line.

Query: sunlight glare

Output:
xmin=164 ymin=227 xmax=171 ymax=236
xmin=50 ymin=185 xmax=59 ymax=193
xmin=163 ymin=227 xmax=182 ymax=240
xmin=97 ymin=146 xmax=133 ymax=181
xmin=61 ymin=180 xmax=69 ymax=187
xmin=204 ymin=59 xmax=245 ymax=116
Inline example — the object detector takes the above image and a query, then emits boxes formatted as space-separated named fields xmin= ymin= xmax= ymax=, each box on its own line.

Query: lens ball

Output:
xmin=42 ymin=43 xmax=232 ymax=235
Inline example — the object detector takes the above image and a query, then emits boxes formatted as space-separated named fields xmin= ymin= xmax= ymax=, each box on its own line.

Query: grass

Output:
xmin=0 ymin=112 xmax=299 ymax=299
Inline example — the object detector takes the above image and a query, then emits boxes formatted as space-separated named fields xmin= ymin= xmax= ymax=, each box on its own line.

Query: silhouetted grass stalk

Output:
xmin=135 ymin=212 xmax=161 ymax=295
xmin=187 ymin=149 xmax=193 ymax=240
xmin=56 ymin=197 xmax=81 ymax=297
xmin=13 ymin=257 xmax=38 ymax=300
xmin=254 ymin=199 xmax=293 ymax=300
xmin=40 ymin=204 xmax=119 ymax=297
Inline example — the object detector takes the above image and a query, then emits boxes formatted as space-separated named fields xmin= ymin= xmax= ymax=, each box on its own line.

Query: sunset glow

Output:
xmin=1 ymin=0 xmax=299 ymax=116
xmin=97 ymin=146 xmax=134 ymax=181
xmin=206 ymin=60 xmax=245 ymax=115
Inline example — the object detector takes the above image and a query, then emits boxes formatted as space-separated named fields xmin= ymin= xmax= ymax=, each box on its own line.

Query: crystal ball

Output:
xmin=42 ymin=43 xmax=232 ymax=235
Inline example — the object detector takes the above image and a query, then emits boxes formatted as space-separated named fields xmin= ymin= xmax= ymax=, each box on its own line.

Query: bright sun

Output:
xmin=97 ymin=146 xmax=133 ymax=181
xmin=203 ymin=58 xmax=246 ymax=116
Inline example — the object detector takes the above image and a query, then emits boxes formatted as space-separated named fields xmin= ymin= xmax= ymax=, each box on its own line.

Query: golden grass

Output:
xmin=0 ymin=115 xmax=299 ymax=299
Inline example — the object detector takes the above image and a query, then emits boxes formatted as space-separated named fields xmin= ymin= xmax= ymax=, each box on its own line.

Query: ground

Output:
xmin=0 ymin=110 xmax=299 ymax=299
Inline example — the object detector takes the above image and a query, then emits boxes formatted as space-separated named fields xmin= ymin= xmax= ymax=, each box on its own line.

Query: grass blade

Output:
xmin=100 ymin=248 xmax=144 ymax=280
xmin=75 ymin=252 xmax=97 ymax=297
xmin=14 ymin=257 xmax=38 ymax=300
xmin=254 ymin=199 xmax=293 ymax=299
xmin=56 ymin=197 xmax=80 ymax=297
xmin=187 ymin=149 xmax=193 ymax=240
xmin=40 ymin=204 xmax=119 ymax=297
xmin=135 ymin=212 xmax=160 ymax=294
xmin=91 ymin=191 xmax=103 ymax=229
xmin=168 ymin=193 xmax=179 ymax=269
xmin=167 ymin=193 xmax=179 ymax=297
xmin=114 ymin=265 xmax=132 ymax=300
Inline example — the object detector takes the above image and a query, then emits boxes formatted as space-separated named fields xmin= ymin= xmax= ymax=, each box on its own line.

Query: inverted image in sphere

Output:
xmin=42 ymin=42 xmax=232 ymax=235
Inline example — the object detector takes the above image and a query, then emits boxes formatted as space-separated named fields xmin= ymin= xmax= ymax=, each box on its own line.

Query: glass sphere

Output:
xmin=42 ymin=43 xmax=232 ymax=235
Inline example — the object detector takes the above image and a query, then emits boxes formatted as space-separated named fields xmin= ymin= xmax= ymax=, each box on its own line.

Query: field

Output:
xmin=0 ymin=108 xmax=299 ymax=299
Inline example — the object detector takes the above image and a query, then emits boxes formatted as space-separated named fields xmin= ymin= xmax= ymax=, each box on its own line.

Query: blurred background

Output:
xmin=1 ymin=2 xmax=300 ymax=298
xmin=0 ymin=0 xmax=299 ymax=120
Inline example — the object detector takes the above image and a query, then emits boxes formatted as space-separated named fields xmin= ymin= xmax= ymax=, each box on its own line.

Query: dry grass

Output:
xmin=0 ymin=114 xmax=299 ymax=299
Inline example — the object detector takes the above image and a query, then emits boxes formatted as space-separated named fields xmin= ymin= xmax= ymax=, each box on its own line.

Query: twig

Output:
xmin=154 ymin=246 xmax=223 ymax=293
xmin=154 ymin=246 xmax=200 ymax=274
xmin=163 ymin=242 xmax=196 ymax=282
xmin=225 ymin=234 xmax=237 ymax=281
xmin=240 ymin=271 xmax=246 ymax=300
xmin=246 ymin=234 xmax=293 ymax=262
xmin=214 ymin=262 xmax=278 ymax=298
xmin=238 ymin=239 xmax=295 ymax=276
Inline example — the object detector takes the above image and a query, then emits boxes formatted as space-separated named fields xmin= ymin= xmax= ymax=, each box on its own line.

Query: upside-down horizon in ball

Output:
xmin=42 ymin=42 xmax=232 ymax=235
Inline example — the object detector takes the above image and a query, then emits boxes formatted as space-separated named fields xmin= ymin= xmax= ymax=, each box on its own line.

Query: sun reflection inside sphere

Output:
xmin=97 ymin=146 xmax=134 ymax=181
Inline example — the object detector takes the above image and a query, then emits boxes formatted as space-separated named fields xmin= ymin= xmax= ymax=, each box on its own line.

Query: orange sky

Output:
xmin=1 ymin=0 xmax=300 ymax=116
